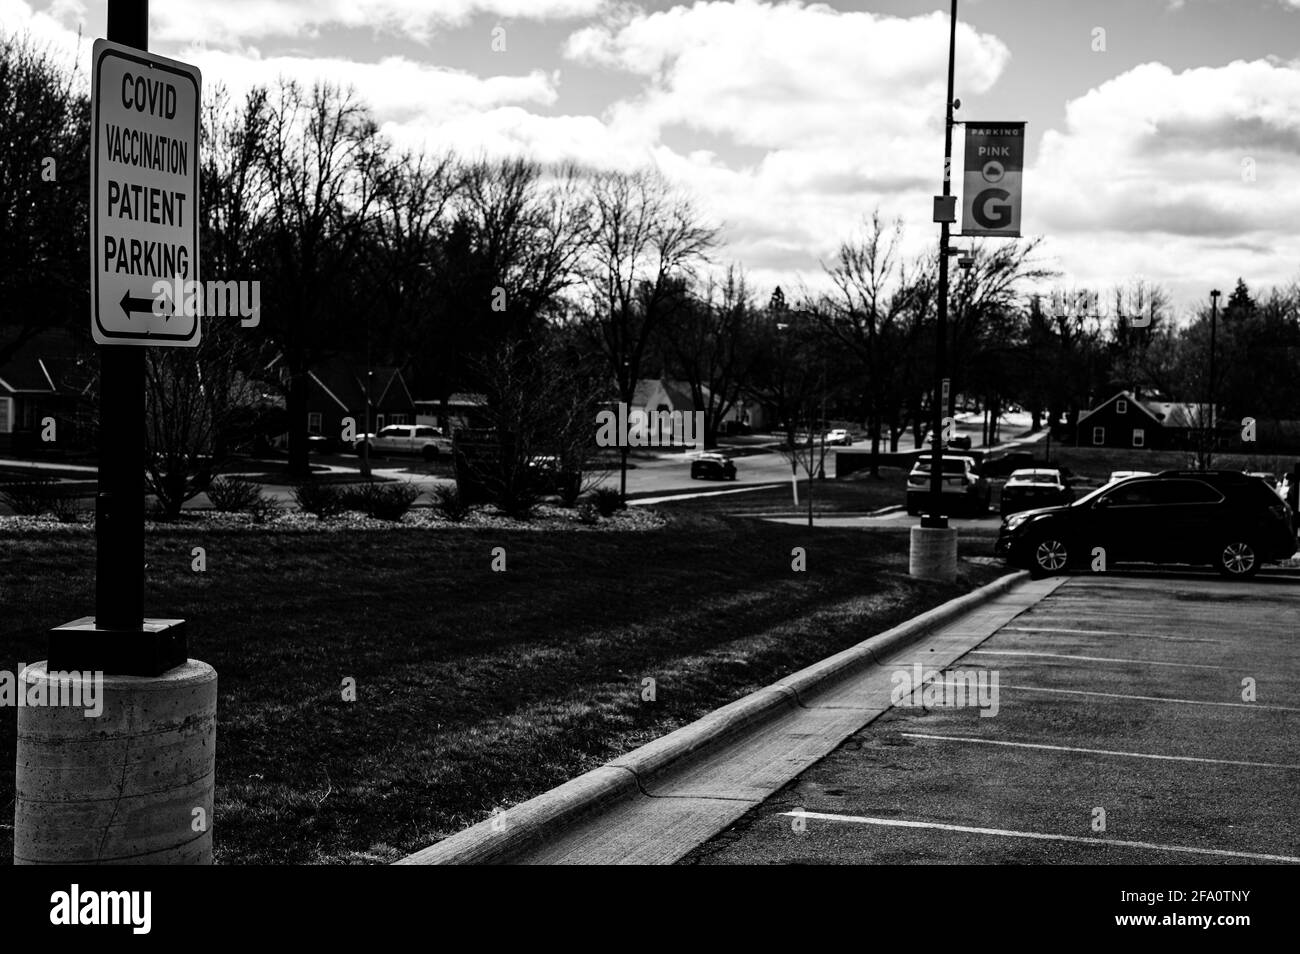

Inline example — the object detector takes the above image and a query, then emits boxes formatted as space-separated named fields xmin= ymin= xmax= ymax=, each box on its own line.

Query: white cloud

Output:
xmin=1029 ymin=59 xmax=1300 ymax=303
xmin=563 ymin=0 xmax=1012 ymax=290
xmin=185 ymin=48 xmax=559 ymax=119
xmin=151 ymin=0 xmax=608 ymax=46
xmin=567 ymin=0 xmax=1009 ymax=151
xmin=1 ymin=0 xmax=90 ymax=67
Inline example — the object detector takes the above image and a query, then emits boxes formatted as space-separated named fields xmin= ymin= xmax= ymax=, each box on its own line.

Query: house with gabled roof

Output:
xmin=629 ymin=378 xmax=765 ymax=437
xmin=305 ymin=357 xmax=416 ymax=441
xmin=1077 ymin=389 xmax=1234 ymax=449
xmin=0 ymin=328 xmax=94 ymax=453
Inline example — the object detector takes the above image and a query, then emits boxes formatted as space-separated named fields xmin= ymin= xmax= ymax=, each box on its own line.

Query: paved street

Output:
xmin=684 ymin=571 xmax=1300 ymax=864
xmin=1 ymin=411 xmax=1040 ymax=514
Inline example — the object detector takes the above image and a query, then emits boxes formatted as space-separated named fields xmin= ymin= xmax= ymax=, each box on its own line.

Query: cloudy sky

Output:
xmin=11 ymin=0 xmax=1300 ymax=316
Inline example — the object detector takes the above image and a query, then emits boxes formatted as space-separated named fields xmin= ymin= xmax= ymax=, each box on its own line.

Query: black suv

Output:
xmin=995 ymin=470 xmax=1295 ymax=579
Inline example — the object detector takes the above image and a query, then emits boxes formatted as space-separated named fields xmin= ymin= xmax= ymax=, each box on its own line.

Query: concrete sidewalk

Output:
xmin=400 ymin=571 xmax=1064 ymax=865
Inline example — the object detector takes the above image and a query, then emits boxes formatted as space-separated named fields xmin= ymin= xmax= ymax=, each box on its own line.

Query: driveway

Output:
xmin=684 ymin=570 xmax=1300 ymax=865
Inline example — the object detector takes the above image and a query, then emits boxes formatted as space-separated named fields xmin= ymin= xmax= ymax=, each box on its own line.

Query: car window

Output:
xmin=1101 ymin=480 xmax=1165 ymax=506
xmin=415 ymin=427 xmax=437 ymax=437
xmin=378 ymin=427 xmax=400 ymax=437
xmin=915 ymin=459 xmax=968 ymax=474
xmin=1162 ymin=479 xmax=1224 ymax=504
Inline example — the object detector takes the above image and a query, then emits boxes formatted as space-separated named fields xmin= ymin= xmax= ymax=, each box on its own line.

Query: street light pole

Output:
xmin=1206 ymin=288 xmax=1221 ymax=465
xmin=924 ymin=0 xmax=960 ymax=530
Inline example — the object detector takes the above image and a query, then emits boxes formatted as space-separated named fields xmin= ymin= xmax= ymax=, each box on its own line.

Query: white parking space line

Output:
xmin=1001 ymin=684 xmax=1300 ymax=712
xmin=781 ymin=812 xmax=1300 ymax=863
xmin=969 ymin=650 xmax=1222 ymax=669
xmin=626 ymin=484 xmax=781 ymax=506
xmin=900 ymin=733 xmax=1300 ymax=770
xmin=1000 ymin=626 xmax=1222 ymax=643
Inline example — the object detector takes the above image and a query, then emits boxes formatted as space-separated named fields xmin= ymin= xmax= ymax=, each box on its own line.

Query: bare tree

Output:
xmin=819 ymin=213 xmax=926 ymax=475
xmin=255 ymin=79 xmax=391 ymax=477
xmin=0 ymin=31 xmax=89 ymax=366
xmin=745 ymin=295 xmax=826 ymax=509
xmin=581 ymin=168 xmax=718 ymax=496
xmin=201 ymin=84 xmax=276 ymax=459
xmin=467 ymin=337 xmax=608 ymax=517
xmin=143 ymin=337 xmax=258 ymax=518
xmin=658 ymin=265 xmax=756 ymax=448
xmin=420 ymin=158 xmax=591 ymax=420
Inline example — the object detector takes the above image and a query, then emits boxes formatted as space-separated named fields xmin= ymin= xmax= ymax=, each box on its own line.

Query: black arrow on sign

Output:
xmin=119 ymin=290 xmax=170 ymax=320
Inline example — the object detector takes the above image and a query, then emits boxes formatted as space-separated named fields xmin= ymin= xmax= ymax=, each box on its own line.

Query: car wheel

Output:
xmin=422 ymin=446 xmax=439 ymax=462
xmin=1215 ymin=540 xmax=1260 ymax=579
xmin=1029 ymin=535 xmax=1071 ymax=578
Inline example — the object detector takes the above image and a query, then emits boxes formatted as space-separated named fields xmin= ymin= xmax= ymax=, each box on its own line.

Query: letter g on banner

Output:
xmin=973 ymin=188 xmax=1012 ymax=230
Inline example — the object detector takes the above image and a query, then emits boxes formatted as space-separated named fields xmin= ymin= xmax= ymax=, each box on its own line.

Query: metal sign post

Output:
xmin=48 ymin=0 xmax=199 ymax=676
xmin=18 ymin=0 xmax=218 ymax=868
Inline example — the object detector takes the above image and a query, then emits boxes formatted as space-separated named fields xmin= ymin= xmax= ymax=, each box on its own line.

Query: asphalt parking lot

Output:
xmin=684 ymin=570 xmax=1300 ymax=864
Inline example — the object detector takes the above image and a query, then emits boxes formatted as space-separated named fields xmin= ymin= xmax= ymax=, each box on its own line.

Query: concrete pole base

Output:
xmin=909 ymin=525 xmax=959 ymax=582
xmin=15 ymin=659 xmax=217 ymax=865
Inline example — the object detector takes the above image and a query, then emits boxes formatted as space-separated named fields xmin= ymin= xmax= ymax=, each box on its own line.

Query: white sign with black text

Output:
xmin=90 ymin=39 xmax=201 ymax=346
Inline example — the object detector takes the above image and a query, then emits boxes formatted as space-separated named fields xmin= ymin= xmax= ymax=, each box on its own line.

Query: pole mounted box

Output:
xmin=90 ymin=38 xmax=201 ymax=347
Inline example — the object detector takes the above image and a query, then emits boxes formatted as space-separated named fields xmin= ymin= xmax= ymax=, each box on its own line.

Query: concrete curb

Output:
xmin=396 ymin=568 xmax=1031 ymax=865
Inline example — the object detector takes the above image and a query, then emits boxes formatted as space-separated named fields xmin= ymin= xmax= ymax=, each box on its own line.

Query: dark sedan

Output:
xmin=1000 ymin=468 xmax=1073 ymax=516
xmin=996 ymin=470 xmax=1295 ymax=579
xmin=690 ymin=453 xmax=737 ymax=480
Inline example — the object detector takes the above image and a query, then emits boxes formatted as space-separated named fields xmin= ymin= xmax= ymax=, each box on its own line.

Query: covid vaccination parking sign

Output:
xmin=90 ymin=38 xmax=201 ymax=346
xmin=961 ymin=122 xmax=1025 ymax=238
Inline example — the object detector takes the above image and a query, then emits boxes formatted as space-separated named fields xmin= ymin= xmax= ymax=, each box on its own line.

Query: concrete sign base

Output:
xmin=909 ymin=525 xmax=959 ymax=582
xmin=14 ymin=659 xmax=217 ymax=864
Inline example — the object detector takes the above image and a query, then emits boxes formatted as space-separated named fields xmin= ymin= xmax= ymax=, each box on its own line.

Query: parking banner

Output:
xmin=961 ymin=121 xmax=1025 ymax=237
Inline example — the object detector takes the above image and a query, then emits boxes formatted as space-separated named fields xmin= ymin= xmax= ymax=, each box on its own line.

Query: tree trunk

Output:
xmin=869 ymin=412 xmax=880 ymax=478
xmin=287 ymin=354 xmax=310 ymax=479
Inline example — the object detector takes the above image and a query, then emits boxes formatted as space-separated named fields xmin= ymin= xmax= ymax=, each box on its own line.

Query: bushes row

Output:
xmin=289 ymin=480 xmax=619 ymax=523
xmin=291 ymin=480 xmax=422 ymax=521
xmin=2 ymin=473 xmax=622 ymax=526
xmin=207 ymin=476 xmax=279 ymax=522
xmin=0 ymin=476 xmax=82 ymax=523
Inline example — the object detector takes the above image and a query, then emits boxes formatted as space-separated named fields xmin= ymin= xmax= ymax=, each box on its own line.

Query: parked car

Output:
xmin=1245 ymin=471 xmax=1278 ymax=489
xmin=527 ymin=455 xmax=580 ymax=497
xmin=1000 ymin=468 xmax=1074 ymax=516
xmin=353 ymin=424 xmax=453 ymax=461
xmin=824 ymin=428 xmax=852 ymax=446
xmin=979 ymin=451 xmax=1038 ymax=480
xmin=923 ymin=430 xmax=973 ymax=450
xmin=690 ymin=452 xmax=737 ymax=480
xmin=1107 ymin=470 xmax=1153 ymax=484
xmin=906 ymin=455 xmax=990 ymax=516
xmin=996 ymin=470 xmax=1295 ymax=579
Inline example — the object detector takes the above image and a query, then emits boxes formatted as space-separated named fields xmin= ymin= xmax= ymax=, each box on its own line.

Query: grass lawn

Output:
xmin=0 ymin=512 xmax=1003 ymax=864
